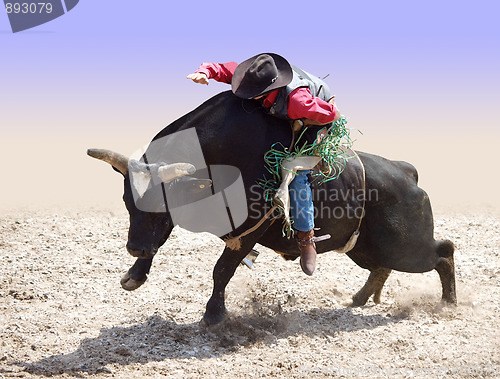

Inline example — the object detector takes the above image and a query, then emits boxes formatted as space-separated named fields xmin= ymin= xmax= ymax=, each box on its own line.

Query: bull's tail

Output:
xmin=436 ymin=239 xmax=455 ymax=258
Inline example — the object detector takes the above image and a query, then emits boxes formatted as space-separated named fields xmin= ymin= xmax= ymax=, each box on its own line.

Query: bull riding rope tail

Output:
xmin=225 ymin=116 xmax=367 ymax=258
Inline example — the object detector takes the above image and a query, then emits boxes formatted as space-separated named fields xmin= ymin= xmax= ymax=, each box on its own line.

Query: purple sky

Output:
xmin=0 ymin=0 xmax=499 ymax=209
xmin=1 ymin=0 xmax=498 ymax=131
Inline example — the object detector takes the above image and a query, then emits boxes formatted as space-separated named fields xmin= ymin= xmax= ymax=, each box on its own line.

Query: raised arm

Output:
xmin=187 ymin=61 xmax=238 ymax=85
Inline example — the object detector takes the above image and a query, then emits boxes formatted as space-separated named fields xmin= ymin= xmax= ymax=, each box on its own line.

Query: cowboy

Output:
xmin=187 ymin=53 xmax=340 ymax=276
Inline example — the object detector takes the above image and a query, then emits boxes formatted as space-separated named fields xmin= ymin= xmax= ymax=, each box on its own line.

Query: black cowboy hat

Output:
xmin=231 ymin=53 xmax=293 ymax=99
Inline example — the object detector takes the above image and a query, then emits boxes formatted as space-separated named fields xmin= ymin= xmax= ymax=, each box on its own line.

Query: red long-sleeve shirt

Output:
xmin=195 ymin=62 xmax=338 ymax=124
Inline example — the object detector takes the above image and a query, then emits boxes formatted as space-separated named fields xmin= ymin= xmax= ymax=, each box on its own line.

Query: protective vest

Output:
xmin=267 ymin=65 xmax=332 ymax=120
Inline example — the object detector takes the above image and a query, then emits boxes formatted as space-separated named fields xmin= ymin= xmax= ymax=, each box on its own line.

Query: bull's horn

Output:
xmin=157 ymin=163 xmax=196 ymax=183
xmin=87 ymin=148 xmax=129 ymax=175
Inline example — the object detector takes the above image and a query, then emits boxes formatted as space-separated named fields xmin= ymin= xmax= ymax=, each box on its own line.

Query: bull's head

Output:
xmin=87 ymin=148 xmax=212 ymax=259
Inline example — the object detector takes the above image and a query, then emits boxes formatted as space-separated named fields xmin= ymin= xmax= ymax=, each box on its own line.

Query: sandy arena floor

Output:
xmin=0 ymin=208 xmax=498 ymax=378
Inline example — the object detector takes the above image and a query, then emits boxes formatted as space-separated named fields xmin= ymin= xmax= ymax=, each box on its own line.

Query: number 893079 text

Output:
xmin=5 ymin=2 xmax=53 ymax=14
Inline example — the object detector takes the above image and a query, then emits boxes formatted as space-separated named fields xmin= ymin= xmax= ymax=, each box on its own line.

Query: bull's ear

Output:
xmin=158 ymin=163 xmax=196 ymax=183
xmin=87 ymin=148 xmax=129 ymax=176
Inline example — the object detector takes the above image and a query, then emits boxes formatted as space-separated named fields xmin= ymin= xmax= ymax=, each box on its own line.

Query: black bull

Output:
xmin=88 ymin=91 xmax=456 ymax=326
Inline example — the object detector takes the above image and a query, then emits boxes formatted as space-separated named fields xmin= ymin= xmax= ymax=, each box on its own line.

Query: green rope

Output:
xmin=258 ymin=116 xmax=354 ymax=236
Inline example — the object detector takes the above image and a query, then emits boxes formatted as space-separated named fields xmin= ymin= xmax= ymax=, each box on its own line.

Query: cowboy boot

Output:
xmin=297 ymin=229 xmax=317 ymax=276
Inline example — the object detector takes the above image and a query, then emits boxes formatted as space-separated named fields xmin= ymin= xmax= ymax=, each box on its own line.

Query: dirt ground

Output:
xmin=0 ymin=207 xmax=498 ymax=378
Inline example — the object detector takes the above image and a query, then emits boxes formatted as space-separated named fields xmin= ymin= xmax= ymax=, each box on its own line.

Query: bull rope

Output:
xmin=223 ymin=205 xmax=278 ymax=251
xmin=224 ymin=116 xmax=366 ymax=253
xmin=332 ymin=152 xmax=366 ymax=254
xmin=223 ymin=152 xmax=366 ymax=254
xmin=260 ymin=116 xmax=354 ymax=235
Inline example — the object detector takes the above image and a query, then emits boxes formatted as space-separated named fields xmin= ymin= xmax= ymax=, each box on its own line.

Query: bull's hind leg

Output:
xmin=434 ymin=240 xmax=457 ymax=304
xmin=352 ymin=268 xmax=392 ymax=306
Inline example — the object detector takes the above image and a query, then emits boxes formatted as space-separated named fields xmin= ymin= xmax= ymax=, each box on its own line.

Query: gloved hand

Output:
xmin=328 ymin=96 xmax=341 ymax=122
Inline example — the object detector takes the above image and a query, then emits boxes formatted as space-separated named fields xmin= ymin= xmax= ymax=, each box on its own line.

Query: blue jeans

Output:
xmin=289 ymin=170 xmax=314 ymax=231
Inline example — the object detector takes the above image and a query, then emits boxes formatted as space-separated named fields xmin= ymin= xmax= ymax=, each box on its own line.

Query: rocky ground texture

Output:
xmin=0 ymin=208 xmax=498 ymax=378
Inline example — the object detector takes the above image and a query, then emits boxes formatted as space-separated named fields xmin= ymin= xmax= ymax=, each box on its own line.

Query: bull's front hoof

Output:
xmin=202 ymin=310 xmax=226 ymax=326
xmin=120 ymin=271 xmax=147 ymax=291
